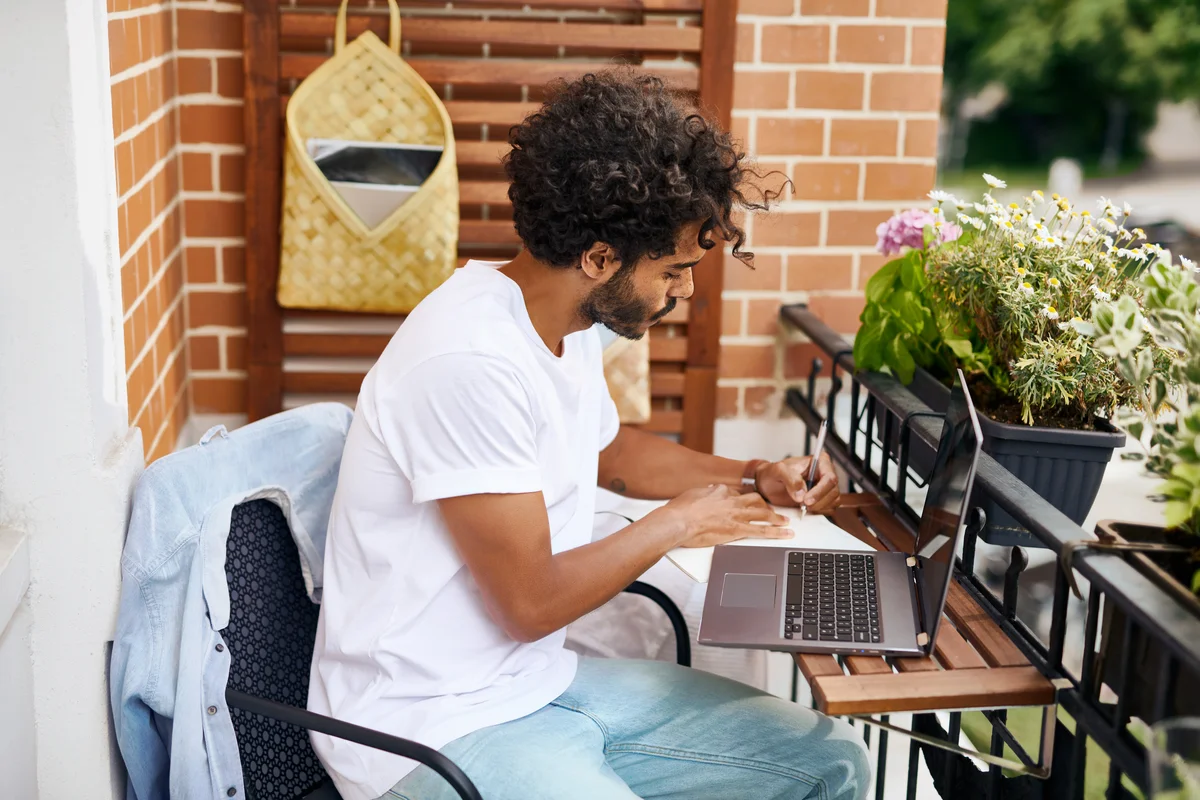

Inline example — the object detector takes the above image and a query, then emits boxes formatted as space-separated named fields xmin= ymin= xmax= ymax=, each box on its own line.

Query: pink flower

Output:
xmin=875 ymin=209 xmax=960 ymax=256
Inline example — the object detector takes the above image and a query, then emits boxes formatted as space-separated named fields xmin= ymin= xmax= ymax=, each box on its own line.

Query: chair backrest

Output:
xmin=223 ymin=499 xmax=330 ymax=799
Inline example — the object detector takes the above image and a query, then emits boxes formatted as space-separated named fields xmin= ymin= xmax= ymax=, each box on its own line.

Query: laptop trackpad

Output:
xmin=720 ymin=573 xmax=777 ymax=609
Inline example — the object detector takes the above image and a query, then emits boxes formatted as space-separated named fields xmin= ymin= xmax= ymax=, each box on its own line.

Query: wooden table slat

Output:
xmin=811 ymin=666 xmax=1055 ymax=717
xmin=944 ymin=580 xmax=1029 ymax=668
xmin=933 ymin=620 xmax=990 ymax=670
xmin=843 ymin=656 xmax=893 ymax=676
xmin=795 ymin=654 xmax=843 ymax=679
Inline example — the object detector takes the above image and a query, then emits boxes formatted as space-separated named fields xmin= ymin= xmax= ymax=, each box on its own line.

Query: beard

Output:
xmin=579 ymin=264 xmax=676 ymax=340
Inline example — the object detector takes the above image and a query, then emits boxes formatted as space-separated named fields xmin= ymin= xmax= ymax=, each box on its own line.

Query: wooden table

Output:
xmin=796 ymin=494 xmax=1057 ymax=718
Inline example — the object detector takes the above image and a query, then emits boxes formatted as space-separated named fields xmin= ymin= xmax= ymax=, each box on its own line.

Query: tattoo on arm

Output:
xmin=609 ymin=478 xmax=627 ymax=494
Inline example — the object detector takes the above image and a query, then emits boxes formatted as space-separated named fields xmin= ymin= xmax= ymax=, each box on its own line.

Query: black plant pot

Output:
xmin=893 ymin=367 xmax=1126 ymax=548
xmin=1096 ymin=521 xmax=1200 ymax=723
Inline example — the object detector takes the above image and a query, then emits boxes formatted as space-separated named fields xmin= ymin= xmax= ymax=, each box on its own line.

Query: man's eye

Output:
xmin=664 ymin=272 xmax=681 ymax=280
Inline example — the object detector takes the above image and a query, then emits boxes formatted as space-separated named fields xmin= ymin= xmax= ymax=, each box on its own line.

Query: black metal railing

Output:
xmin=779 ymin=303 xmax=1200 ymax=800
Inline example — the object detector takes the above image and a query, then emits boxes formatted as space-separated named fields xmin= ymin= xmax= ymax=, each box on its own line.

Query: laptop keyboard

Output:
xmin=784 ymin=552 xmax=882 ymax=644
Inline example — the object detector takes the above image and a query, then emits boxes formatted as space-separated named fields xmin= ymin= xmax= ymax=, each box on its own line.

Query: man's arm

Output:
xmin=438 ymin=485 xmax=790 ymax=643
xmin=597 ymin=425 xmax=840 ymax=512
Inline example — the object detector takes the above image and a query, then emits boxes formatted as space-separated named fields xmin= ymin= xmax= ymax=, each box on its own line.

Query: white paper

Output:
xmin=665 ymin=506 xmax=874 ymax=583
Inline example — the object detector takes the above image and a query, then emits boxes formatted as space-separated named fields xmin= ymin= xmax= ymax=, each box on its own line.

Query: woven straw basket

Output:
xmin=603 ymin=336 xmax=651 ymax=424
xmin=277 ymin=0 xmax=458 ymax=313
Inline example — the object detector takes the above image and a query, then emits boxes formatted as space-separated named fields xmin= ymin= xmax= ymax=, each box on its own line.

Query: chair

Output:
xmin=221 ymin=499 xmax=691 ymax=800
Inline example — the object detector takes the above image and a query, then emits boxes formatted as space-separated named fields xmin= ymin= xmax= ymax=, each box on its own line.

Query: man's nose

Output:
xmin=672 ymin=270 xmax=695 ymax=300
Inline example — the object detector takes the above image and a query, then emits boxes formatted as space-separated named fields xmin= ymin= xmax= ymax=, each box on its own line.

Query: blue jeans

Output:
xmin=385 ymin=658 xmax=870 ymax=800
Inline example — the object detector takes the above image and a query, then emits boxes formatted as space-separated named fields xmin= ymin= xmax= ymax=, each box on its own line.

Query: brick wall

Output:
xmin=108 ymin=0 xmax=188 ymax=461
xmin=175 ymin=1 xmax=249 ymax=417
xmin=107 ymin=0 xmax=947 ymax=448
xmin=718 ymin=0 xmax=946 ymax=419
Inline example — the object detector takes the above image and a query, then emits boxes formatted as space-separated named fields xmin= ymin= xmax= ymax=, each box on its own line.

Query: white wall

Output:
xmin=0 ymin=1 xmax=142 ymax=797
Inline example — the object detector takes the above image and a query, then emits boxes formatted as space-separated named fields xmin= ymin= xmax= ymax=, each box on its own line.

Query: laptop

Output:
xmin=697 ymin=368 xmax=983 ymax=658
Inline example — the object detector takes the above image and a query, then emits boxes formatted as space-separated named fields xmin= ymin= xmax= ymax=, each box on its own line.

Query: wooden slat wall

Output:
xmin=244 ymin=0 xmax=735 ymax=449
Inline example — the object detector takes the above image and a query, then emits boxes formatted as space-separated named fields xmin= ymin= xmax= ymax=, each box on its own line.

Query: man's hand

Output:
xmin=752 ymin=452 xmax=840 ymax=514
xmin=655 ymin=484 xmax=793 ymax=549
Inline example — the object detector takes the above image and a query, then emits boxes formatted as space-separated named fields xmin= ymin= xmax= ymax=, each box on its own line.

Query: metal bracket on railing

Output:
xmin=895 ymin=410 xmax=944 ymax=503
xmin=848 ymin=678 xmax=1072 ymax=779
xmin=1059 ymin=533 xmax=1191 ymax=600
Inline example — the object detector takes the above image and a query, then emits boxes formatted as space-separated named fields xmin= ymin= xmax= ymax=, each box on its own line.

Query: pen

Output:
xmin=798 ymin=420 xmax=828 ymax=520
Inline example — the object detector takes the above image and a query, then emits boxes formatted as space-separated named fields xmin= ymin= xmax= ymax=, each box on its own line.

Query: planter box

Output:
xmin=892 ymin=368 xmax=1126 ymax=548
xmin=1097 ymin=521 xmax=1200 ymax=723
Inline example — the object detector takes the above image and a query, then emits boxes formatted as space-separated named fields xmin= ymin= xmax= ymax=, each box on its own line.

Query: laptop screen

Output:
xmin=911 ymin=371 xmax=983 ymax=646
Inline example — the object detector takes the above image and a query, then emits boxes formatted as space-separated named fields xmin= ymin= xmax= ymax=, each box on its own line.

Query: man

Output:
xmin=309 ymin=71 xmax=870 ymax=800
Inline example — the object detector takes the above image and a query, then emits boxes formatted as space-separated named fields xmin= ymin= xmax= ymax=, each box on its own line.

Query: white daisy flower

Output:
xmin=1076 ymin=258 xmax=1095 ymax=271
xmin=1020 ymin=282 xmax=1035 ymax=295
xmin=983 ymin=173 xmax=1007 ymax=189
xmin=1182 ymin=256 xmax=1197 ymax=272
xmin=1042 ymin=306 xmax=1059 ymax=320
xmin=1098 ymin=218 xmax=1119 ymax=233
xmin=1091 ymin=285 xmax=1111 ymax=301
xmin=1123 ymin=201 xmax=1133 ymax=217
xmin=1032 ymin=190 xmax=1045 ymax=202
xmin=971 ymin=217 xmax=986 ymax=231
xmin=1144 ymin=243 xmax=1165 ymax=257
xmin=989 ymin=214 xmax=1007 ymax=227
xmin=1015 ymin=266 xmax=1027 ymax=277
xmin=1098 ymin=196 xmax=1113 ymax=211
xmin=928 ymin=190 xmax=957 ymax=204
xmin=1013 ymin=241 xmax=1027 ymax=251
xmin=1047 ymin=277 xmax=1061 ymax=288
xmin=973 ymin=202 xmax=989 ymax=215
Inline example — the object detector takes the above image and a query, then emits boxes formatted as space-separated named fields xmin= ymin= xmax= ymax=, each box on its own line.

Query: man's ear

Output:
xmin=579 ymin=242 xmax=622 ymax=282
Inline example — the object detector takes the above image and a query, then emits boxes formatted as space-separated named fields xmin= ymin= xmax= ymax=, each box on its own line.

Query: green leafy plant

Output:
xmin=857 ymin=174 xmax=1171 ymax=428
xmin=1089 ymin=256 xmax=1200 ymax=551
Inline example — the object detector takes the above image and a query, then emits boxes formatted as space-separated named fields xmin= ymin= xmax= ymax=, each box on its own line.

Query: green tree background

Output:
xmin=943 ymin=0 xmax=1200 ymax=173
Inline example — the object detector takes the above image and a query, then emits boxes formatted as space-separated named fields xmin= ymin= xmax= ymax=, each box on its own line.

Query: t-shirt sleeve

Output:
xmin=378 ymin=353 xmax=543 ymax=504
xmin=599 ymin=383 xmax=620 ymax=450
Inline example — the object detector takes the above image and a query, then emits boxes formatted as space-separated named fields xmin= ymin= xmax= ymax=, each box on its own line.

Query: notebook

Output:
xmin=666 ymin=506 xmax=874 ymax=583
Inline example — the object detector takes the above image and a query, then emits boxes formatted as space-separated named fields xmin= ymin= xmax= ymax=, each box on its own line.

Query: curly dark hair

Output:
xmin=504 ymin=70 xmax=777 ymax=269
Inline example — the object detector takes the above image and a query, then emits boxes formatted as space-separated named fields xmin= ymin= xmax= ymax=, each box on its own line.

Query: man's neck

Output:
xmin=499 ymin=251 xmax=588 ymax=356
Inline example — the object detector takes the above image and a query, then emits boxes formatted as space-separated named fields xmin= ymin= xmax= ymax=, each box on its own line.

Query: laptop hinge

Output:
xmin=906 ymin=556 xmax=917 ymax=568
xmin=916 ymin=632 xmax=930 ymax=647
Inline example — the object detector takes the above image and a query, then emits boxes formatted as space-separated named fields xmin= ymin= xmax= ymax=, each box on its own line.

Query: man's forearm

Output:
xmin=506 ymin=508 xmax=683 ymax=641
xmin=597 ymin=425 xmax=753 ymax=500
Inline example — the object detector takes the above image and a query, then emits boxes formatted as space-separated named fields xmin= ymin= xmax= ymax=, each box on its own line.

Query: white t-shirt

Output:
xmin=308 ymin=261 xmax=620 ymax=800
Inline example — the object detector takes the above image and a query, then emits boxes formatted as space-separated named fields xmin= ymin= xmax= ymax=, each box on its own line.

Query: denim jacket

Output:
xmin=109 ymin=403 xmax=354 ymax=800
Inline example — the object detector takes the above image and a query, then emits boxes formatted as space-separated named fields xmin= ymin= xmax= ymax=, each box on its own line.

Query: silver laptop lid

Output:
xmin=910 ymin=368 xmax=983 ymax=648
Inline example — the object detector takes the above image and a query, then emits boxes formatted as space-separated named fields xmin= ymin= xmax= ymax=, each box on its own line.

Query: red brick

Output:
xmin=904 ymin=119 xmax=940 ymax=157
xmin=182 ymin=152 xmax=213 ymax=191
xmin=226 ymin=334 xmax=247 ymax=371
xmin=737 ymin=24 xmax=756 ymax=63
xmin=756 ymin=117 xmax=824 ymax=156
xmin=739 ymin=0 xmax=796 ymax=14
xmin=876 ymin=0 xmax=947 ymax=19
xmin=827 ymin=210 xmax=884 ymax=246
xmin=192 ymin=377 xmax=248 ymax=414
xmin=808 ymin=294 xmax=865 ymax=335
xmin=176 ymin=9 xmax=243 ymax=51
xmin=762 ymin=25 xmax=830 ymax=64
xmin=858 ymin=253 xmax=891 ymax=288
xmin=108 ymin=19 xmax=131 ymax=77
xmin=179 ymin=105 xmax=244 ymax=145
xmin=830 ymin=118 xmax=899 ymax=156
xmin=744 ymin=386 xmax=778 ymax=417
xmin=219 ymin=153 xmax=245 ymax=193
xmin=184 ymin=199 xmax=244 ymax=238
xmin=720 ymin=344 xmax=777 ymax=379
xmin=731 ymin=116 xmax=751 ymax=148
xmin=794 ymin=71 xmax=864 ymax=111
xmin=912 ymin=27 xmax=946 ymax=65
xmin=784 ymin=342 xmax=830 ymax=379
xmin=870 ymin=72 xmax=944 ymax=112
xmin=836 ymin=26 xmax=907 ymax=64
xmin=754 ymin=212 xmax=821 ymax=247
xmin=725 ymin=253 xmax=783 ymax=291
xmin=746 ymin=299 xmax=783 ymax=337
xmin=717 ymin=386 xmax=740 ymax=419
xmin=222 ymin=246 xmax=246 ymax=283
xmin=787 ymin=255 xmax=854 ymax=291
xmin=801 ymin=0 xmax=869 ymax=14
xmin=864 ymin=163 xmax=936 ymax=200
xmin=189 ymin=335 xmax=221 ymax=371
xmin=216 ymin=57 xmax=244 ymax=98
xmin=733 ymin=70 xmax=790 ymax=110
xmin=723 ymin=298 xmax=744 ymax=336
xmin=177 ymin=58 xmax=212 ymax=95
xmin=188 ymin=290 xmax=246 ymax=328
xmin=792 ymin=162 xmax=859 ymax=201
